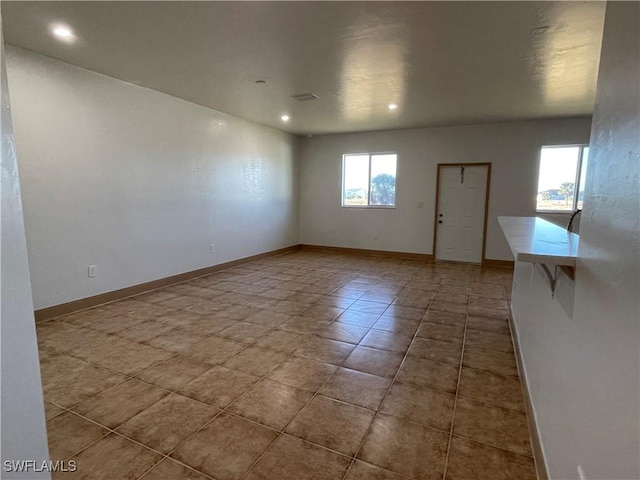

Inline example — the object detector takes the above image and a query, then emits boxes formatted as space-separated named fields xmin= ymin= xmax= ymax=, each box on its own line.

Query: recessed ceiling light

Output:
xmin=280 ymin=115 xmax=290 ymax=122
xmin=52 ymin=25 xmax=73 ymax=39
xmin=388 ymin=103 xmax=398 ymax=110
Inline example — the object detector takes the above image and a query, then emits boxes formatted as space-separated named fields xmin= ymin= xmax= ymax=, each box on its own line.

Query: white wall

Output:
xmin=299 ymin=117 xmax=591 ymax=260
xmin=7 ymin=47 xmax=299 ymax=310
xmin=511 ymin=2 xmax=639 ymax=479
xmin=1 ymin=30 xmax=50 ymax=479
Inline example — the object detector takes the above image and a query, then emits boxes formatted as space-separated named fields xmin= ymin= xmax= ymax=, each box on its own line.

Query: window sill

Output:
xmin=341 ymin=205 xmax=396 ymax=209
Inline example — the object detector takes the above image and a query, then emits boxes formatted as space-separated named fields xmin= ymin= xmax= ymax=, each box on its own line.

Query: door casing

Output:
xmin=432 ymin=162 xmax=492 ymax=264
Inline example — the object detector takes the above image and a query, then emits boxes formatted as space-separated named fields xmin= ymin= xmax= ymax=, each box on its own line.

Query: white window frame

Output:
xmin=536 ymin=144 xmax=589 ymax=213
xmin=341 ymin=152 xmax=397 ymax=209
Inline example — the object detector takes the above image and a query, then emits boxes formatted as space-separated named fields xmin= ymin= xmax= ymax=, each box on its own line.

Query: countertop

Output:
xmin=498 ymin=216 xmax=579 ymax=267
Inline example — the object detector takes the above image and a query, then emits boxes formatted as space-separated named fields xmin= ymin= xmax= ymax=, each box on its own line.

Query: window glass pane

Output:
xmin=536 ymin=146 xmax=580 ymax=211
xmin=343 ymin=155 xmax=370 ymax=206
xmin=577 ymin=147 xmax=589 ymax=209
xmin=370 ymin=154 xmax=397 ymax=206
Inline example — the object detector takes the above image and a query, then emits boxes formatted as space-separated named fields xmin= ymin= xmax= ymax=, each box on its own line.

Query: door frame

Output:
xmin=432 ymin=162 xmax=492 ymax=264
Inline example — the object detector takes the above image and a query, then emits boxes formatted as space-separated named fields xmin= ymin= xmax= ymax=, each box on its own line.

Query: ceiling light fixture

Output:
xmin=388 ymin=103 xmax=398 ymax=110
xmin=280 ymin=115 xmax=290 ymax=122
xmin=52 ymin=25 xmax=74 ymax=39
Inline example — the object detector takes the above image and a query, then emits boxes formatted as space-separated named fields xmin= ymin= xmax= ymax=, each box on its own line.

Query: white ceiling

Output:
xmin=2 ymin=1 xmax=605 ymax=136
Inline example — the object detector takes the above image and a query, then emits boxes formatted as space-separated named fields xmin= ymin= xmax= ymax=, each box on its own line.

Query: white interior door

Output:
xmin=435 ymin=165 xmax=488 ymax=263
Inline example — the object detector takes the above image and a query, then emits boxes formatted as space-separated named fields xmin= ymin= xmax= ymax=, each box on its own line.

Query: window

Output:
xmin=342 ymin=153 xmax=397 ymax=207
xmin=536 ymin=145 xmax=589 ymax=212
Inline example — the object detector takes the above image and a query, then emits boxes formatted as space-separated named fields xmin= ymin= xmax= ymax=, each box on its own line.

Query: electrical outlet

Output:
xmin=88 ymin=265 xmax=97 ymax=278
xmin=210 ymin=244 xmax=216 ymax=254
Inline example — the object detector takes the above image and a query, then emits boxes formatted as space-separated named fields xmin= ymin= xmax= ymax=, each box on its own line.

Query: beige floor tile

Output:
xmin=61 ymin=433 xmax=161 ymax=480
xmin=468 ymin=297 xmax=509 ymax=319
xmin=44 ymin=401 xmax=65 ymax=420
xmin=465 ymin=329 xmax=514 ymax=353
xmin=358 ymin=414 xmax=448 ymax=480
xmin=117 ymin=393 xmax=219 ymax=453
xmin=145 ymin=328 xmax=208 ymax=353
xmin=142 ymin=458 xmax=210 ymax=480
xmin=380 ymin=382 xmax=455 ymax=432
xmin=422 ymin=310 xmax=466 ymax=327
xmin=393 ymin=294 xmax=432 ymax=309
xmin=267 ymin=357 xmax=337 ymax=393
xmin=47 ymin=412 xmax=107 ymax=460
xmin=180 ymin=366 xmax=260 ymax=408
xmin=348 ymin=300 xmax=389 ymax=315
xmin=94 ymin=341 xmax=173 ymax=375
xmin=303 ymin=305 xmax=346 ymax=322
xmin=359 ymin=291 xmax=396 ymax=304
xmin=372 ymin=316 xmax=419 ymax=336
xmin=223 ymin=346 xmax=291 ymax=376
xmin=286 ymin=395 xmax=374 ymax=456
xmin=219 ymin=305 xmax=262 ymax=321
xmin=317 ymin=323 xmax=369 ymax=345
xmin=335 ymin=310 xmax=381 ymax=328
xmin=314 ymin=296 xmax=357 ymax=309
xmin=445 ymin=436 xmax=537 ymax=480
xmin=86 ymin=314 xmax=147 ymax=335
xmin=379 ymin=305 xmax=426 ymax=321
xmin=294 ymin=337 xmax=355 ymax=365
xmin=141 ymin=458 xmax=210 ymax=480
xmin=458 ymin=367 xmax=525 ymax=411
xmin=429 ymin=301 xmax=468 ymax=314
xmin=470 ymin=283 xmax=506 ymax=299
xmin=154 ymin=310 xmax=204 ymax=333
xmin=172 ymin=413 xmax=278 ymax=480
xmin=331 ymin=287 xmax=365 ymax=300
xmin=396 ymin=357 xmax=459 ymax=393
xmin=407 ymin=337 xmax=462 ymax=365
xmin=243 ymin=310 xmax=292 ymax=328
xmin=416 ymin=322 xmax=465 ymax=344
xmin=136 ymin=355 xmax=211 ymax=391
xmin=72 ymin=378 xmax=168 ymax=428
xmin=246 ymin=434 xmax=351 ymax=480
xmin=359 ymin=330 xmax=412 ymax=354
xmin=43 ymin=360 xmax=126 ymax=408
xmin=343 ymin=346 xmax=404 ymax=378
xmin=158 ymin=295 xmax=205 ymax=310
xmin=320 ymin=368 xmax=391 ymax=411
xmin=453 ymin=397 xmax=532 ymax=456
xmin=183 ymin=335 xmax=246 ymax=365
xmin=466 ymin=315 xmax=510 ymax=335
xmin=254 ymin=329 xmax=312 ymax=353
xmin=345 ymin=460 xmax=407 ymax=480
xmin=116 ymin=320 xmax=174 ymax=343
xmin=228 ymin=379 xmax=312 ymax=430
xmin=279 ymin=315 xmax=331 ymax=334
xmin=39 ymin=252 xmax=528 ymax=480
xmin=432 ymin=293 xmax=469 ymax=305
xmin=463 ymin=347 xmax=519 ymax=377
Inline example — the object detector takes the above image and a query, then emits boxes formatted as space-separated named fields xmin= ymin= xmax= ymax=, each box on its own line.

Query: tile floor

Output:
xmin=37 ymin=250 xmax=538 ymax=480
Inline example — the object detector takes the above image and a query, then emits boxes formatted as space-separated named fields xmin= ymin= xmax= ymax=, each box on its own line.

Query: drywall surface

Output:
xmin=1 ymin=31 xmax=50 ymax=479
xmin=511 ymin=2 xmax=640 ymax=479
xmin=7 ymin=47 xmax=299 ymax=310
xmin=299 ymin=117 xmax=591 ymax=260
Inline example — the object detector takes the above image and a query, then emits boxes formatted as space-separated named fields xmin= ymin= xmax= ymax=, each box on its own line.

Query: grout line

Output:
xmin=340 ymin=282 xmax=441 ymax=480
xmin=441 ymin=299 xmax=470 ymax=480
